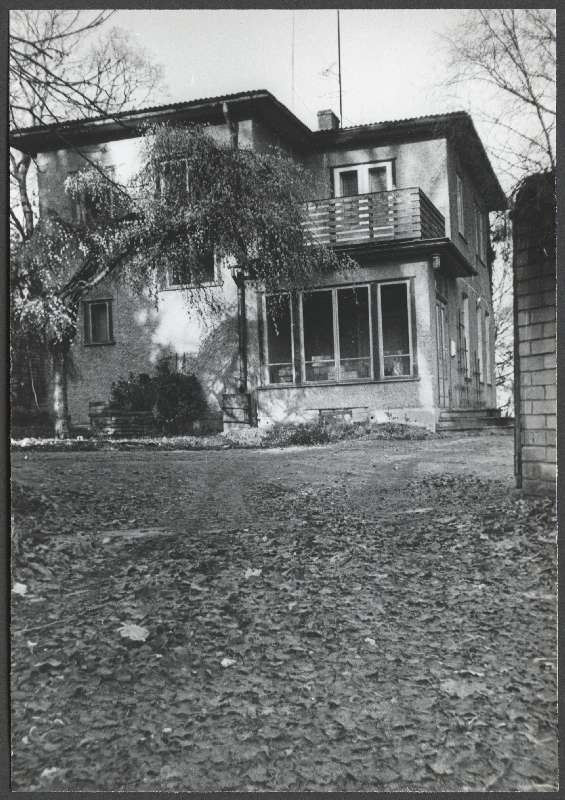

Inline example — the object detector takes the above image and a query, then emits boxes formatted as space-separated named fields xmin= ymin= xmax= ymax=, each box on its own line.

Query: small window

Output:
xmin=84 ymin=300 xmax=113 ymax=345
xmin=168 ymin=246 xmax=216 ymax=287
xmin=378 ymin=282 xmax=412 ymax=378
xmin=264 ymin=294 xmax=294 ymax=384
xmin=456 ymin=173 xmax=465 ymax=236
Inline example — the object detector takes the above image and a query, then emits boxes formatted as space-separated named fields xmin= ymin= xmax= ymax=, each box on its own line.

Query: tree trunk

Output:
xmin=52 ymin=343 xmax=71 ymax=438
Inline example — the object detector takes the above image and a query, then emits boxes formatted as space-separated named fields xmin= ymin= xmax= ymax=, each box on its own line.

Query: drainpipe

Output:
xmin=222 ymin=101 xmax=248 ymax=395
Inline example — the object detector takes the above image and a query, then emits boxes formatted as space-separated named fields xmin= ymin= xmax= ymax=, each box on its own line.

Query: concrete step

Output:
xmin=437 ymin=407 xmax=508 ymax=432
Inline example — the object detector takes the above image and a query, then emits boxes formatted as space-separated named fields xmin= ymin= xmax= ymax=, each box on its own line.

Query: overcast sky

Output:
xmin=114 ymin=9 xmax=473 ymax=129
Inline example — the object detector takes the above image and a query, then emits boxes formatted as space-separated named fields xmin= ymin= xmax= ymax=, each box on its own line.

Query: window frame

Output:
xmin=474 ymin=200 xmax=488 ymax=264
xmin=333 ymin=160 xmax=394 ymax=197
xmin=376 ymin=280 xmax=414 ymax=380
xmin=299 ymin=284 xmax=374 ymax=384
xmin=165 ymin=247 xmax=219 ymax=290
xmin=262 ymin=292 xmax=296 ymax=386
xmin=461 ymin=294 xmax=471 ymax=378
xmin=262 ymin=279 xmax=417 ymax=387
xmin=83 ymin=299 xmax=114 ymax=346
xmin=456 ymin=173 xmax=465 ymax=238
xmin=476 ymin=302 xmax=484 ymax=383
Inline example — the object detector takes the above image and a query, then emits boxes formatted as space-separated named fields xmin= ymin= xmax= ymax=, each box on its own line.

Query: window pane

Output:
xmin=368 ymin=166 xmax=388 ymax=193
xmin=266 ymin=295 xmax=293 ymax=383
xmin=339 ymin=171 xmax=358 ymax=197
xmin=381 ymin=283 xmax=410 ymax=376
xmin=90 ymin=303 xmax=109 ymax=343
xmin=303 ymin=290 xmax=335 ymax=381
xmin=338 ymin=287 xmax=371 ymax=379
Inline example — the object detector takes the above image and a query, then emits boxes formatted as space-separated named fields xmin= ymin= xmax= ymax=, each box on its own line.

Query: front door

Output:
xmin=436 ymin=301 xmax=449 ymax=408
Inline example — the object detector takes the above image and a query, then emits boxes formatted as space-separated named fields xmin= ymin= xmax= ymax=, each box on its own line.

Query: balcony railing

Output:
xmin=303 ymin=187 xmax=445 ymax=248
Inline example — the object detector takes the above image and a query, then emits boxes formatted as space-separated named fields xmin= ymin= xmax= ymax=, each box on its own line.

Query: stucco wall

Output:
xmin=68 ymin=261 xmax=241 ymax=426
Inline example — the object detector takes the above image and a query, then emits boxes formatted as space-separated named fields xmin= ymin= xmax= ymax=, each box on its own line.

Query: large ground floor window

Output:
xmin=262 ymin=280 xmax=414 ymax=385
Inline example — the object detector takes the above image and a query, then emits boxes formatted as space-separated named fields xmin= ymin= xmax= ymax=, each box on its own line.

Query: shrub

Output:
xmin=109 ymin=363 xmax=209 ymax=435
xmin=154 ymin=361 xmax=208 ymax=435
xmin=109 ymin=372 xmax=156 ymax=413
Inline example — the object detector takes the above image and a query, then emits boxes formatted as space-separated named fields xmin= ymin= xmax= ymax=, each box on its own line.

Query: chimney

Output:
xmin=317 ymin=109 xmax=340 ymax=131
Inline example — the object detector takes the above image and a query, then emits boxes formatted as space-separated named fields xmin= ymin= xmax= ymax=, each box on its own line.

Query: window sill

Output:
xmin=258 ymin=376 xmax=419 ymax=390
xmin=162 ymin=282 xmax=222 ymax=291
xmin=84 ymin=340 xmax=115 ymax=347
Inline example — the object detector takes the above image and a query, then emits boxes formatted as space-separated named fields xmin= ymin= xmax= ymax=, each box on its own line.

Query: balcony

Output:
xmin=303 ymin=187 xmax=445 ymax=248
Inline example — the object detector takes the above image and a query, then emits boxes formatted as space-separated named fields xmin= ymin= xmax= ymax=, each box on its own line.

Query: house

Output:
xmin=10 ymin=89 xmax=506 ymax=434
xmin=513 ymin=171 xmax=556 ymax=496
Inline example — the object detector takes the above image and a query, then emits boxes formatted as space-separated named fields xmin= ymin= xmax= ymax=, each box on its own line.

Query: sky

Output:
xmin=113 ymin=9 xmax=473 ymax=130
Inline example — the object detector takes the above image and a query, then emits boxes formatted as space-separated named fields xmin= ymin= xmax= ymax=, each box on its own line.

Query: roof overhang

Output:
xmin=9 ymin=90 xmax=312 ymax=155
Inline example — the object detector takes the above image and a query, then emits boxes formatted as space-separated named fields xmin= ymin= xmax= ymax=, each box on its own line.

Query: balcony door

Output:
xmin=333 ymin=162 xmax=395 ymax=242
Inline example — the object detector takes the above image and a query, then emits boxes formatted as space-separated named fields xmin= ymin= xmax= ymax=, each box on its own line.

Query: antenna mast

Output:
xmin=337 ymin=9 xmax=343 ymax=127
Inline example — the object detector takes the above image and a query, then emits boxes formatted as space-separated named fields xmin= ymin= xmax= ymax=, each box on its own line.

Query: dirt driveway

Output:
xmin=11 ymin=432 xmax=557 ymax=792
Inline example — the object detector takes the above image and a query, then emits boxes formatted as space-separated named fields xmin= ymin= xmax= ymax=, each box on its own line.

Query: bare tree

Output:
xmin=10 ymin=10 xmax=163 ymax=436
xmin=445 ymin=9 xmax=555 ymax=189
xmin=444 ymin=9 xmax=555 ymax=413
xmin=9 ymin=9 xmax=163 ymax=241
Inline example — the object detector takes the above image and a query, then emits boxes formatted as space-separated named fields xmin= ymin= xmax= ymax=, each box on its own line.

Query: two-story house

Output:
xmin=10 ymin=89 xmax=506 ymax=433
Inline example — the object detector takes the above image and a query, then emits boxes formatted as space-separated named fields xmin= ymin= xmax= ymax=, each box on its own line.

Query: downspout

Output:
xmin=222 ymin=101 xmax=248 ymax=395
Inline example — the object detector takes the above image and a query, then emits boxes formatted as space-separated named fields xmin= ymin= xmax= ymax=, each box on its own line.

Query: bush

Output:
xmin=109 ymin=372 xmax=156 ymax=413
xmin=154 ymin=362 xmax=208 ymax=435
xmin=109 ymin=363 xmax=209 ymax=435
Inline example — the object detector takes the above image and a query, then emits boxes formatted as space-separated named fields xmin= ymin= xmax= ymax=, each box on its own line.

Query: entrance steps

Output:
xmin=437 ymin=408 xmax=513 ymax=433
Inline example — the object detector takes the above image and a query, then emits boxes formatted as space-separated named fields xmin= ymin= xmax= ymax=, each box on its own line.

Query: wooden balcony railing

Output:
xmin=303 ymin=187 xmax=445 ymax=247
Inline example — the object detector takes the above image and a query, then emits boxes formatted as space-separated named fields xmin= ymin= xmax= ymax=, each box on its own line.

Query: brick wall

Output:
xmin=513 ymin=172 xmax=556 ymax=496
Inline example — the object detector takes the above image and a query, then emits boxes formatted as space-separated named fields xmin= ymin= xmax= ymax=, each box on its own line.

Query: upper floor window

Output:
xmin=167 ymin=246 xmax=216 ymax=288
xmin=474 ymin=202 xmax=487 ymax=264
xmin=456 ymin=173 xmax=465 ymax=237
xmin=84 ymin=299 xmax=113 ymax=346
xmin=334 ymin=161 xmax=394 ymax=197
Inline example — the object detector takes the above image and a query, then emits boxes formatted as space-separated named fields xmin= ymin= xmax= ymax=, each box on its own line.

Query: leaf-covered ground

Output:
xmin=11 ymin=434 xmax=557 ymax=791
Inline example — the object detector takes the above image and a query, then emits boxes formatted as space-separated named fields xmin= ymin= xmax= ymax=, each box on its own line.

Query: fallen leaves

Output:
xmin=10 ymin=446 xmax=557 ymax=792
